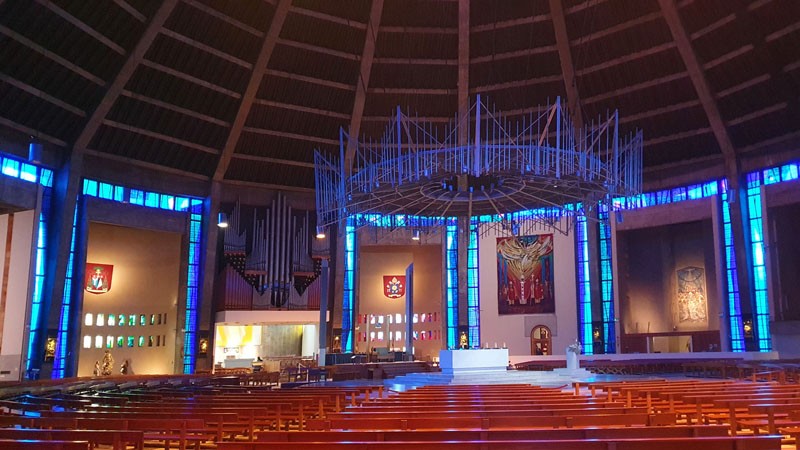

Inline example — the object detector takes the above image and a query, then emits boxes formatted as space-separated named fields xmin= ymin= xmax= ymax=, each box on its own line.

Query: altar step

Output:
xmin=385 ymin=368 xmax=599 ymax=390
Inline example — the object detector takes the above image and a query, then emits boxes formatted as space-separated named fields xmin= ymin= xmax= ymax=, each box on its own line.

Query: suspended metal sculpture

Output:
xmin=315 ymin=95 xmax=643 ymax=235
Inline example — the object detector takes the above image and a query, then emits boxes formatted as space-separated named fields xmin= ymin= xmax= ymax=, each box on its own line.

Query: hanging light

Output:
xmin=315 ymin=226 xmax=326 ymax=239
xmin=28 ymin=140 xmax=43 ymax=164
xmin=411 ymin=229 xmax=421 ymax=241
xmin=217 ymin=212 xmax=229 ymax=228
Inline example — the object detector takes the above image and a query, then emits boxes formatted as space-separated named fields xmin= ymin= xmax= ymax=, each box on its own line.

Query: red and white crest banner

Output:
xmin=383 ymin=275 xmax=406 ymax=298
xmin=85 ymin=263 xmax=113 ymax=294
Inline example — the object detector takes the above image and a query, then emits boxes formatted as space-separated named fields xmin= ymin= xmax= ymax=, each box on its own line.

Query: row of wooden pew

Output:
xmin=234 ymin=382 xmax=791 ymax=450
xmin=2 ymin=373 xmax=800 ymax=449
xmin=0 ymin=374 xmax=378 ymax=449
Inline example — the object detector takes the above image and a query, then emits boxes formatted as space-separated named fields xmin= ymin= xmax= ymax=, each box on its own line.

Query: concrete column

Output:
xmin=405 ymin=263 xmax=413 ymax=360
xmin=318 ymin=259 xmax=329 ymax=366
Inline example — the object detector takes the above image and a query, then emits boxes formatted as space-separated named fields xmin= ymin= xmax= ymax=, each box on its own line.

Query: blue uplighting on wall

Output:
xmin=445 ymin=221 xmax=458 ymax=349
xmin=745 ymin=172 xmax=771 ymax=351
xmin=575 ymin=207 xmax=593 ymax=355
xmin=342 ymin=218 xmax=356 ymax=353
xmin=467 ymin=220 xmax=480 ymax=347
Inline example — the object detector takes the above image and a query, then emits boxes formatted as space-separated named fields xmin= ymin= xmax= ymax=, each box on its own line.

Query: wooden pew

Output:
xmin=0 ymin=440 xmax=90 ymax=450
xmin=215 ymin=435 xmax=783 ymax=450
xmin=0 ymin=428 xmax=144 ymax=450
xmin=257 ymin=424 xmax=730 ymax=442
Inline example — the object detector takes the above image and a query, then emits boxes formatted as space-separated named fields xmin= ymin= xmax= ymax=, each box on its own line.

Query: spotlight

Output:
xmin=411 ymin=229 xmax=421 ymax=241
xmin=217 ymin=212 xmax=229 ymax=228
xmin=28 ymin=141 xmax=43 ymax=164
xmin=315 ymin=226 xmax=326 ymax=239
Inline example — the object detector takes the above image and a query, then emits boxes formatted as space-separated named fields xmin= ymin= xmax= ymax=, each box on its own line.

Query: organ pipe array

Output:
xmin=222 ymin=193 xmax=319 ymax=307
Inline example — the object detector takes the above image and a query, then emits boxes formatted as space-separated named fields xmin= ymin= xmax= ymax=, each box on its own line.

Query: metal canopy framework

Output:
xmin=315 ymin=96 xmax=643 ymax=235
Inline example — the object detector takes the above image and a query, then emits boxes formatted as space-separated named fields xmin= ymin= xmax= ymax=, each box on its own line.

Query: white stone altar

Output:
xmin=439 ymin=348 xmax=509 ymax=375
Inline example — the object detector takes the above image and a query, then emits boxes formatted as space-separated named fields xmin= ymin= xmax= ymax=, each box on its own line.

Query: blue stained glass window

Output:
xmin=341 ymin=219 xmax=356 ymax=353
xmin=721 ymin=183 xmax=745 ymax=351
xmin=575 ymin=210 xmax=593 ymax=354
xmin=2 ymin=158 xmax=19 ymax=177
xmin=26 ymin=187 xmax=51 ymax=372
xmin=445 ymin=221 xmax=458 ymax=349
xmin=598 ymin=205 xmax=616 ymax=353
xmin=467 ymin=220 xmax=480 ymax=347
xmin=129 ymin=189 xmax=144 ymax=205
xmin=746 ymin=173 xmax=770 ymax=351
xmin=780 ymin=164 xmax=798 ymax=181
xmin=52 ymin=203 xmax=79 ymax=378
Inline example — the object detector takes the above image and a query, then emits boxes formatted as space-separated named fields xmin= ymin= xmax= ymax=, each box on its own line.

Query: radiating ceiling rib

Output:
xmin=72 ymin=0 xmax=179 ymax=154
xmin=739 ymin=130 xmax=800 ymax=154
xmin=576 ymin=42 xmax=676 ymax=76
xmin=659 ymin=0 xmax=740 ymax=188
xmin=549 ymin=0 xmax=583 ymax=130
xmin=181 ymin=0 xmax=265 ymax=37
xmin=345 ymin=0 xmax=384 ymax=174
xmin=113 ymin=0 xmax=146 ymax=22
xmin=222 ymin=178 xmax=315 ymax=193
xmin=160 ymin=28 xmax=253 ymax=69
xmin=0 ymin=74 xmax=85 ymax=116
xmin=716 ymin=74 xmax=771 ymax=98
xmin=783 ymin=60 xmax=800 ymax=72
xmin=290 ymin=6 xmax=367 ymax=29
xmin=620 ymin=100 xmax=701 ymax=124
xmin=253 ymin=99 xmax=350 ymax=120
xmin=583 ymin=72 xmax=687 ymax=104
xmin=374 ymin=57 xmax=456 ymax=65
xmin=213 ymin=0 xmax=291 ymax=181
xmin=471 ymin=13 xmax=549 ymax=33
xmin=570 ymin=11 xmax=662 ymax=45
xmin=232 ymin=153 xmax=316 ymax=169
xmin=0 ymin=26 xmax=105 ymax=85
xmin=84 ymin=148 xmax=210 ymax=180
xmin=380 ymin=26 xmax=456 ymax=34
xmin=702 ymin=45 xmax=753 ymax=71
xmin=35 ymin=0 xmax=126 ymax=55
xmin=265 ymin=69 xmax=356 ymax=91
xmin=120 ymin=90 xmax=230 ymax=127
xmin=470 ymin=46 xmax=557 ymax=64
xmin=367 ymin=87 xmax=454 ymax=95
xmin=470 ymin=75 xmax=563 ymax=93
xmin=102 ymin=119 xmax=219 ymax=154
xmin=276 ymin=38 xmax=361 ymax=61
xmin=566 ymin=0 xmax=611 ymax=15
xmin=690 ymin=14 xmax=736 ymax=40
xmin=645 ymin=127 xmax=711 ymax=146
xmin=727 ymin=102 xmax=787 ymax=126
xmin=766 ymin=21 xmax=800 ymax=41
xmin=139 ymin=60 xmax=242 ymax=98
xmin=241 ymin=127 xmax=338 ymax=146
xmin=362 ymin=115 xmax=451 ymax=123
xmin=0 ymin=116 xmax=67 ymax=147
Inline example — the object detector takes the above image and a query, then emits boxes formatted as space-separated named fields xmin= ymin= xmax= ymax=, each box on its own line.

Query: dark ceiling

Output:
xmin=0 ymin=0 xmax=798 ymax=193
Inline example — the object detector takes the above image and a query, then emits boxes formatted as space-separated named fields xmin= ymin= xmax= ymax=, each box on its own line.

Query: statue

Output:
xmin=101 ymin=350 xmax=114 ymax=376
xmin=566 ymin=339 xmax=582 ymax=371
xmin=459 ymin=331 xmax=468 ymax=349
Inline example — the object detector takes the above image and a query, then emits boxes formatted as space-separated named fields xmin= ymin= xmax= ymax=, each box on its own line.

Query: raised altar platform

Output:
xmin=439 ymin=348 xmax=509 ymax=375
